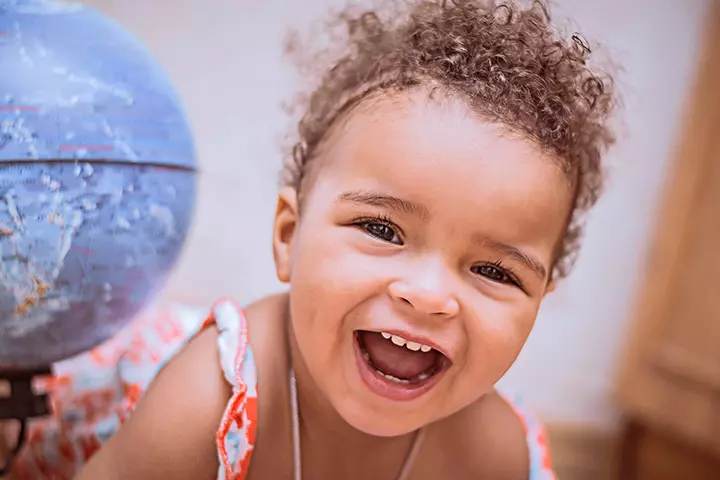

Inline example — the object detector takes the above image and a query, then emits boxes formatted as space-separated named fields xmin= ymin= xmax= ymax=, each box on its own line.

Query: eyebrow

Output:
xmin=338 ymin=190 xmax=547 ymax=281
xmin=479 ymin=237 xmax=548 ymax=281
xmin=337 ymin=190 xmax=429 ymax=218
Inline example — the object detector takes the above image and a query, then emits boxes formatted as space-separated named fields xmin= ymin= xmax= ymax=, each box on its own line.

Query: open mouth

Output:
xmin=354 ymin=330 xmax=451 ymax=401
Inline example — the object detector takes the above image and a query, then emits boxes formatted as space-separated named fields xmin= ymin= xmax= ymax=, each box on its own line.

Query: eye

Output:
xmin=471 ymin=264 xmax=515 ymax=285
xmin=357 ymin=218 xmax=403 ymax=245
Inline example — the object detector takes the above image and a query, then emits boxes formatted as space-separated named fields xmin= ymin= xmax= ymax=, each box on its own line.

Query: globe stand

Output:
xmin=0 ymin=366 xmax=52 ymax=476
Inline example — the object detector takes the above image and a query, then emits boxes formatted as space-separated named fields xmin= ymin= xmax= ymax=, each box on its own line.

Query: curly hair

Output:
xmin=283 ymin=0 xmax=616 ymax=280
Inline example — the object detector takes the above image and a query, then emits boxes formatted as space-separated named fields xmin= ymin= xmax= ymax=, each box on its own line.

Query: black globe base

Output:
xmin=0 ymin=366 xmax=53 ymax=476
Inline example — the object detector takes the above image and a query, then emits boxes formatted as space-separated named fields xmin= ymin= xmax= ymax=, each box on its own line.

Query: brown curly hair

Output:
xmin=283 ymin=0 xmax=616 ymax=280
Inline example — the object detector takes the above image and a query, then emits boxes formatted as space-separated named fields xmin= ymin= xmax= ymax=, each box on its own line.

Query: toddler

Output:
xmin=10 ymin=0 xmax=616 ymax=478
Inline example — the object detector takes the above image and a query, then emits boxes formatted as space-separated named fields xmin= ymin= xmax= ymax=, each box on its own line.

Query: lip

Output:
xmin=353 ymin=331 xmax=449 ymax=402
xmin=364 ymin=328 xmax=453 ymax=361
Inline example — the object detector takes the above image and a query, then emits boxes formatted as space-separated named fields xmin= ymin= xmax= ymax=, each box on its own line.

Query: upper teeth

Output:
xmin=380 ymin=332 xmax=433 ymax=353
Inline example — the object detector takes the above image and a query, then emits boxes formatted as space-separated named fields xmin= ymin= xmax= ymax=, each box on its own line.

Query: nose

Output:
xmin=388 ymin=259 xmax=460 ymax=318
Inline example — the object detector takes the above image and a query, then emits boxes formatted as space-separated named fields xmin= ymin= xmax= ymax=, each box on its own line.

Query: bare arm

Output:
xmin=74 ymin=327 xmax=232 ymax=480
xmin=0 ymin=423 xmax=17 ymax=480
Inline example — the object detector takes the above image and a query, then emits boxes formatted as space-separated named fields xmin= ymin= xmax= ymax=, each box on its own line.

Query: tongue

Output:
xmin=360 ymin=331 xmax=439 ymax=380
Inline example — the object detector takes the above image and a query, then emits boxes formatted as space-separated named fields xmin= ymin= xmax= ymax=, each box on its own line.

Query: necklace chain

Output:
xmin=289 ymin=369 xmax=424 ymax=480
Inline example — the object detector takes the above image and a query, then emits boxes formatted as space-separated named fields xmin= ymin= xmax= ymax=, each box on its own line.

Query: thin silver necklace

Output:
xmin=289 ymin=369 xmax=425 ymax=480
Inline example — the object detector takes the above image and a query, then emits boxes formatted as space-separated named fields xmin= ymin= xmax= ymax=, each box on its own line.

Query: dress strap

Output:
xmin=498 ymin=392 xmax=556 ymax=480
xmin=203 ymin=299 xmax=259 ymax=480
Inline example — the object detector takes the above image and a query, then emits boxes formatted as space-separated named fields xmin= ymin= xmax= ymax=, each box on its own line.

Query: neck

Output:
xmin=285 ymin=306 xmax=413 ymax=451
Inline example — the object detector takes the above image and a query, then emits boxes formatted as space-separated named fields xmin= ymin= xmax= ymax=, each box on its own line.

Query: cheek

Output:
xmin=462 ymin=298 xmax=539 ymax=384
xmin=288 ymin=221 xmax=379 ymax=351
xmin=290 ymin=220 xmax=389 ymax=304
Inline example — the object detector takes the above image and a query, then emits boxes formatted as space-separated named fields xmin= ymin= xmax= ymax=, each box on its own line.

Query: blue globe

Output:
xmin=0 ymin=0 xmax=197 ymax=367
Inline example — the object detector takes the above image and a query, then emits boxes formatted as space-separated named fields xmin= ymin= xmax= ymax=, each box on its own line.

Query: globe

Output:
xmin=0 ymin=0 xmax=197 ymax=367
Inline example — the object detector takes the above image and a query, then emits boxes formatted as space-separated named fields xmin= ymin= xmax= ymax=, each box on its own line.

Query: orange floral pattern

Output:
xmin=12 ymin=302 xmax=208 ymax=479
xmin=11 ymin=299 xmax=553 ymax=480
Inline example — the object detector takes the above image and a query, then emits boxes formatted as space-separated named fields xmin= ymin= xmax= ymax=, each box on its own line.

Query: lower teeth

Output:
xmin=378 ymin=371 xmax=410 ymax=384
xmin=361 ymin=345 xmax=435 ymax=384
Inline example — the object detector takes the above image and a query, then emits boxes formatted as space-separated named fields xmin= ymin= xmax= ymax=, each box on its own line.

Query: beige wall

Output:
xmin=80 ymin=0 xmax=710 ymax=428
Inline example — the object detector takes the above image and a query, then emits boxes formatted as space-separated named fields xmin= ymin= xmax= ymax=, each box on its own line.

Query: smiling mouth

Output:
xmin=354 ymin=330 xmax=451 ymax=400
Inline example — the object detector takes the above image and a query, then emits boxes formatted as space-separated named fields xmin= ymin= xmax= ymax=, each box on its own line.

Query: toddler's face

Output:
xmin=274 ymin=92 xmax=573 ymax=436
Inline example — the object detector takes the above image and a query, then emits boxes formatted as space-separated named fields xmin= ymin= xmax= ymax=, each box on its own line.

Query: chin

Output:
xmin=334 ymin=399 xmax=426 ymax=437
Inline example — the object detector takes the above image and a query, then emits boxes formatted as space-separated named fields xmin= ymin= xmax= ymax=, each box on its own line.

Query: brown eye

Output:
xmin=472 ymin=264 xmax=511 ymax=284
xmin=361 ymin=221 xmax=402 ymax=245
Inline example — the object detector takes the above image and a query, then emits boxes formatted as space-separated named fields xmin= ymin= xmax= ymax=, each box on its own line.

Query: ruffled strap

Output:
xmin=499 ymin=392 xmax=556 ymax=480
xmin=202 ymin=299 xmax=258 ymax=480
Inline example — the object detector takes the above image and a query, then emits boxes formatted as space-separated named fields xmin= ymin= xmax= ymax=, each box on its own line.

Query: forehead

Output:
xmin=312 ymin=92 xmax=573 ymax=246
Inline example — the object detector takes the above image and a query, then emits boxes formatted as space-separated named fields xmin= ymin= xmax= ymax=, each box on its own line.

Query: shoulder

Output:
xmin=433 ymin=390 xmax=548 ymax=479
xmin=201 ymin=294 xmax=287 ymax=389
xmin=243 ymin=293 xmax=291 ymax=384
xmin=198 ymin=292 xmax=289 ymax=416
xmin=243 ymin=293 xmax=292 ymax=413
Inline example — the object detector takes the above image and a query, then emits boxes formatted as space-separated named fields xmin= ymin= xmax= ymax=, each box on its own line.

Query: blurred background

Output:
xmin=19 ymin=0 xmax=720 ymax=478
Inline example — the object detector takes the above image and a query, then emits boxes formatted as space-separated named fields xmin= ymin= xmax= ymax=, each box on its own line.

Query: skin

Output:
xmin=279 ymin=92 xmax=570 ymax=439
xmin=73 ymin=90 xmax=572 ymax=479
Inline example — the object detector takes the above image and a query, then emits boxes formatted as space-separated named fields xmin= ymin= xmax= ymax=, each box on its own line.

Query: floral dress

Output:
xmin=12 ymin=299 xmax=554 ymax=480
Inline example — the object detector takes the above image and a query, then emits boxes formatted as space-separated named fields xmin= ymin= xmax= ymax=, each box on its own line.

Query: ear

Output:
xmin=273 ymin=187 xmax=300 ymax=283
xmin=544 ymin=279 xmax=557 ymax=295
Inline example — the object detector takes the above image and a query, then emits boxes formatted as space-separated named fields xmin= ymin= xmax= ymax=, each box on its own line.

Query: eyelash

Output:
xmin=471 ymin=260 xmax=523 ymax=289
xmin=353 ymin=215 xmax=403 ymax=245
xmin=351 ymin=216 xmax=523 ymax=289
